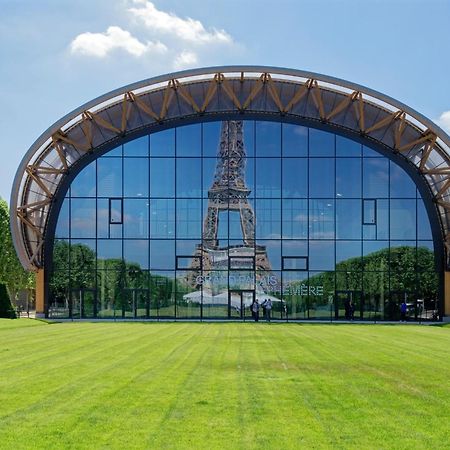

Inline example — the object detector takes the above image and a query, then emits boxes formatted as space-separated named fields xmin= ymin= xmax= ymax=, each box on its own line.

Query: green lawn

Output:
xmin=0 ymin=320 xmax=449 ymax=449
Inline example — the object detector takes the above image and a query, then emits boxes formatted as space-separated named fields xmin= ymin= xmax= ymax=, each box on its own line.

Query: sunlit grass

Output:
xmin=0 ymin=319 xmax=449 ymax=449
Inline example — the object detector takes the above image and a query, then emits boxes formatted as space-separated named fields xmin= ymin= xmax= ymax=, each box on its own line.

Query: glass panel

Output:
xmin=309 ymin=129 xmax=334 ymax=156
xmin=417 ymin=243 xmax=435 ymax=272
xmin=363 ymin=272 xmax=387 ymax=320
xmin=390 ymin=199 xmax=416 ymax=239
xmin=256 ymin=121 xmax=281 ymax=156
xmin=336 ymin=241 xmax=361 ymax=265
xmin=150 ymin=240 xmax=175 ymax=269
xmin=177 ymin=158 xmax=202 ymax=197
xmin=110 ymin=199 xmax=122 ymax=224
xmin=71 ymin=162 xmax=96 ymax=197
xmin=417 ymin=198 xmax=432 ymax=240
xmin=363 ymin=199 xmax=376 ymax=224
xmin=151 ymin=271 xmax=175 ymax=318
xmin=256 ymin=199 xmax=281 ymax=239
xmin=124 ymin=135 xmax=148 ymax=157
xmin=336 ymin=135 xmax=361 ymax=157
xmin=176 ymin=199 xmax=202 ymax=239
xmin=282 ymin=158 xmax=307 ymax=197
xmin=97 ymin=239 xmax=122 ymax=262
xmin=282 ymin=123 xmax=308 ymax=157
xmin=176 ymin=271 xmax=201 ymax=318
xmin=309 ymin=159 xmax=334 ymax=197
xmin=283 ymin=257 xmax=307 ymax=270
xmin=124 ymin=240 xmax=149 ymax=269
xmin=71 ymin=198 xmax=96 ymax=238
xmin=363 ymin=241 xmax=389 ymax=270
xmin=202 ymin=158 xmax=217 ymax=197
xmin=308 ymin=271 xmax=334 ymax=319
xmin=98 ymin=158 xmax=122 ymax=197
xmin=202 ymin=122 xmax=222 ymax=157
xmin=177 ymin=124 xmax=201 ymax=156
xmin=363 ymin=158 xmax=388 ymax=197
xmin=243 ymin=120 xmax=255 ymax=157
xmin=150 ymin=199 xmax=175 ymax=238
xmin=309 ymin=241 xmax=334 ymax=270
xmin=256 ymin=158 xmax=281 ymax=198
xmin=309 ymin=199 xmax=334 ymax=239
xmin=282 ymin=240 xmax=307 ymax=257
xmin=150 ymin=158 xmax=175 ymax=198
xmin=258 ymin=240 xmax=281 ymax=270
xmin=150 ymin=129 xmax=175 ymax=156
xmin=69 ymin=240 xmax=96 ymax=276
xmin=124 ymin=199 xmax=148 ymax=238
xmin=336 ymin=158 xmax=361 ymax=197
xmin=336 ymin=199 xmax=361 ymax=239
xmin=363 ymin=145 xmax=382 ymax=157
xmin=124 ymin=158 xmax=148 ymax=197
xmin=390 ymin=161 xmax=416 ymax=198
xmin=282 ymin=199 xmax=308 ymax=239
xmin=282 ymin=271 xmax=309 ymax=319
xmin=55 ymin=198 xmax=70 ymax=238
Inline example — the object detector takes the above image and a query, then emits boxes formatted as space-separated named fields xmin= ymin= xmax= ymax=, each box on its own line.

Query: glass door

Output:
xmin=335 ymin=291 xmax=362 ymax=320
xmin=70 ymin=289 xmax=97 ymax=319
xmin=229 ymin=290 xmax=254 ymax=319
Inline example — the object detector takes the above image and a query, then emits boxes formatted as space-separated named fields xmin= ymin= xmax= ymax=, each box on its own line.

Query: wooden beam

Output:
xmin=310 ymin=80 xmax=325 ymax=120
xmin=265 ymin=74 xmax=284 ymax=112
xmin=397 ymin=132 xmax=436 ymax=153
xmin=284 ymin=79 xmax=311 ymax=112
xmin=365 ymin=110 xmax=403 ymax=135
xmin=52 ymin=130 xmax=90 ymax=153
xmin=200 ymin=75 xmax=219 ymax=112
xmin=242 ymin=74 xmax=265 ymax=110
xmin=173 ymin=80 xmax=201 ymax=113
xmin=159 ymin=80 xmax=175 ymax=120
xmin=17 ymin=211 xmax=43 ymax=238
xmin=419 ymin=135 xmax=438 ymax=171
xmin=84 ymin=110 xmax=121 ymax=135
xmin=128 ymin=91 xmax=159 ymax=121
xmin=326 ymin=91 xmax=357 ymax=121
xmin=393 ymin=112 xmax=407 ymax=149
xmin=25 ymin=167 xmax=54 ymax=198
xmin=220 ymin=76 xmax=242 ymax=111
xmin=436 ymin=177 xmax=450 ymax=198
xmin=17 ymin=198 xmax=52 ymax=213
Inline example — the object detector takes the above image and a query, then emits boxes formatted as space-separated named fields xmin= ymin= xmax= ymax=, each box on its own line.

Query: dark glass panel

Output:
xmin=124 ymin=158 xmax=148 ymax=197
xmin=150 ymin=240 xmax=175 ymax=269
xmin=376 ymin=199 xmax=389 ymax=239
xmin=98 ymin=158 xmax=122 ymax=197
xmin=255 ymin=199 xmax=281 ymax=239
xmin=150 ymin=199 xmax=175 ymax=238
xmin=124 ymin=199 xmax=149 ymax=238
xmin=69 ymin=239 xmax=96 ymax=282
xmin=362 ymin=272 xmax=387 ymax=320
xmin=282 ymin=199 xmax=308 ymax=239
xmin=176 ymin=199 xmax=202 ymax=239
xmin=243 ymin=120 xmax=255 ymax=157
xmin=229 ymin=211 xmax=244 ymax=240
xmin=55 ymin=198 xmax=70 ymax=239
xmin=202 ymin=121 xmax=222 ymax=157
xmin=150 ymin=158 xmax=175 ymax=198
xmin=417 ymin=243 xmax=435 ymax=272
xmin=70 ymin=198 xmax=96 ymax=238
xmin=282 ymin=123 xmax=308 ymax=157
xmin=336 ymin=158 xmax=361 ymax=197
xmin=363 ymin=158 xmax=388 ymax=197
xmin=123 ymin=135 xmax=148 ymax=157
xmin=177 ymin=124 xmax=201 ymax=156
xmin=176 ymin=158 xmax=202 ymax=197
xmin=335 ymin=272 xmax=362 ymax=291
xmin=103 ymin=145 xmax=122 ymax=157
xmin=309 ymin=129 xmax=334 ymax=156
xmin=336 ymin=135 xmax=361 ymax=157
xmin=363 ymin=145 xmax=382 ymax=157
xmin=256 ymin=158 xmax=281 ymax=198
xmin=307 ymin=271 xmax=334 ymax=319
xmin=245 ymin=157 xmax=255 ymax=198
xmin=52 ymin=239 xmax=70 ymax=272
xmin=71 ymin=162 xmax=96 ymax=197
xmin=282 ymin=240 xmax=307 ymax=257
xmin=282 ymin=158 xmax=307 ymax=197
xmin=150 ymin=271 xmax=175 ymax=318
xmin=309 ymin=158 xmax=334 ymax=197
xmin=309 ymin=241 xmax=335 ymax=270
xmin=202 ymin=158 xmax=217 ymax=197
xmin=124 ymin=239 xmax=149 ymax=269
xmin=150 ymin=128 xmax=175 ymax=156
xmin=390 ymin=199 xmax=416 ymax=239
xmin=389 ymin=161 xmax=416 ymax=198
xmin=176 ymin=270 xmax=201 ymax=318
xmin=309 ymin=199 xmax=334 ymax=239
xmin=417 ymin=198 xmax=432 ymax=240
xmin=256 ymin=121 xmax=281 ymax=156
xmin=336 ymin=199 xmax=361 ymax=239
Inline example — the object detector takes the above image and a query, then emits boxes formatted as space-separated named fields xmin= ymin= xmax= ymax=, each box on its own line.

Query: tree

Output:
xmin=0 ymin=198 xmax=35 ymax=304
xmin=0 ymin=282 xmax=15 ymax=318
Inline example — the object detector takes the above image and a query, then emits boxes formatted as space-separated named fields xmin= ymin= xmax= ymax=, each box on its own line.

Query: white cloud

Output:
xmin=70 ymin=25 xmax=167 ymax=57
xmin=173 ymin=50 xmax=198 ymax=69
xmin=436 ymin=111 xmax=450 ymax=134
xmin=128 ymin=1 xmax=232 ymax=44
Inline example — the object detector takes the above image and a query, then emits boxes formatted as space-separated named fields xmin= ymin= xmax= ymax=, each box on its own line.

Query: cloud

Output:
xmin=173 ymin=50 xmax=198 ymax=69
xmin=128 ymin=1 xmax=232 ymax=44
xmin=70 ymin=25 xmax=167 ymax=57
xmin=436 ymin=111 xmax=450 ymax=134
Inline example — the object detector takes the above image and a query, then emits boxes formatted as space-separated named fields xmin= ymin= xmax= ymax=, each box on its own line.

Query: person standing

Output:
xmin=265 ymin=298 xmax=272 ymax=322
xmin=252 ymin=299 xmax=260 ymax=322
xmin=400 ymin=301 xmax=407 ymax=322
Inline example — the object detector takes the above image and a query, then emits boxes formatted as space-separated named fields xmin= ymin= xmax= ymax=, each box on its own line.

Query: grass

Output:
xmin=0 ymin=320 xmax=449 ymax=449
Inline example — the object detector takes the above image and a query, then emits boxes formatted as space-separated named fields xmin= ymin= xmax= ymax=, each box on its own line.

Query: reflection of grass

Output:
xmin=1 ymin=319 xmax=449 ymax=448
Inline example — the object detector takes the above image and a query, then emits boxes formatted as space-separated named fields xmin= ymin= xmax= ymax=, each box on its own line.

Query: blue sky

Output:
xmin=1 ymin=0 xmax=449 ymax=202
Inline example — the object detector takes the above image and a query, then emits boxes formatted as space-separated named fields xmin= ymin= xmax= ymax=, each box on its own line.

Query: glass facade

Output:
xmin=49 ymin=120 xmax=439 ymax=320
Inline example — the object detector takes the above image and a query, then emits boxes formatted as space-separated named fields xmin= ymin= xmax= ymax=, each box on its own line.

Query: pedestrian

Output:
xmin=400 ymin=301 xmax=407 ymax=322
xmin=252 ymin=299 xmax=260 ymax=322
xmin=265 ymin=298 xmax=272 ymax=322
xmin=344 ymin=297 xmax=351 ymax=320
xmin=349 ymin=299 xmax=355 ymax=321
xmin=261 ymin=299 xmax=267 ymax=319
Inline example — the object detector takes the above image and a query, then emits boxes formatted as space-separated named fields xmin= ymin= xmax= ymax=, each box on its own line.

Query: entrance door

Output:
xmin=229 ymin=290 xmax=254 ymax=319
xmin=70 ymin=289 xmax=97 ymax=319
xmin=335 ymin=291 xmax=363 ymax=320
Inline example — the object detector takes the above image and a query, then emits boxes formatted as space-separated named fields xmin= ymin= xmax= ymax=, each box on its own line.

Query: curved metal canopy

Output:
xmin=10 ymin=65 xmax=450 ymax=271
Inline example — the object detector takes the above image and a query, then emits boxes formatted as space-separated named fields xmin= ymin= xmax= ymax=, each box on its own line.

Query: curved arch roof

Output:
xmin=10 ymin=65 xmax=450 ymax=271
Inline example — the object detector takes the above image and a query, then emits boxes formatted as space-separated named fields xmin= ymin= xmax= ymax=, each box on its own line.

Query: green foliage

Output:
xmin=0 ymin=198 xmax=34 ymax=302
xmin=0 ymin=321 xmax=449 ymax=448
xmin=0 ymin=283 xmax=15 ymax=318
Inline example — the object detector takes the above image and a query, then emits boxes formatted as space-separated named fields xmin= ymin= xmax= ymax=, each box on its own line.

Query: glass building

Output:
xmin=10 ymin=67 xmax=450 ymax=320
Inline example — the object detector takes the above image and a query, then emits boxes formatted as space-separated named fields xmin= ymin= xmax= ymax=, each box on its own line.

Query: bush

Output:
xmin=0 ymin=283 xmax=16 ymax=318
